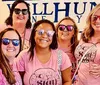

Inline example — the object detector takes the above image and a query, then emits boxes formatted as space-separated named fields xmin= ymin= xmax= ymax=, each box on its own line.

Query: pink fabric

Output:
xmin=0 ymin=59 xmax=22 ymax=85
xmin=58 ymin=47 xmax=76 ymax=78
xmin=22 ymin=28 xmax=31 ymax=49
xmin=74 ymin=40 xmax=100 ymax=85
xmin=16 ymin=49 xmax=71 ymax=85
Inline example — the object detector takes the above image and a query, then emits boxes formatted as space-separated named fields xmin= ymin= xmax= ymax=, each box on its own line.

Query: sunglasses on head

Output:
xmin=14 ymin=8 xmax=28 ymax=15
xmin=58 ymin=24 xmax=74 ymax=31
xmin=36 ymin=29 xmax=55 ymax=37
xmin=92 ymin=15 xmax=100 ymax=22
xmin=2 ymin=38 xmax=20 ymax=46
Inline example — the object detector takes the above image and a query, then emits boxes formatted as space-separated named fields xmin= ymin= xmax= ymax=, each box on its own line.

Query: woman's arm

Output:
xmin=62 ymin=66 xmax=72 ymax=85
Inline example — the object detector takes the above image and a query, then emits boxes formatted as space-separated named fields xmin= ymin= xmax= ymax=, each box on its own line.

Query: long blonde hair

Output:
xmin=82 ymin=4 xmax=100 ymax=42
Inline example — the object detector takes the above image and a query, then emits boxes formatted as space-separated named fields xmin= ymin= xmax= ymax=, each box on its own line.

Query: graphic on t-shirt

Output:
xmin=29 ymin=68 xmax=61 ymax=85
xmin=75 ymin=43 xmax=97 ymax=63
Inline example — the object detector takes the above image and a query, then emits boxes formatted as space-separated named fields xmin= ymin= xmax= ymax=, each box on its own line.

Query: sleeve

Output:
xmin=16 ymin=50 xmax=28 ymax=72
xmin=0 ymin=69 xmax=6 ymax=85
xmin=61 ymin=51 xmax=72 ymax=71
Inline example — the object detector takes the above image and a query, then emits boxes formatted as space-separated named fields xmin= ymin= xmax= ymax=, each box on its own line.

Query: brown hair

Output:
xmin=0 ymin=28 xmax=22 ymax=84
xmin=5 ymin=0 xmax=31 ymax=28
xmin=56 ymin=17 xmax=79 ymax=54
xmin=29 ymin=19 xmax=58 ymax=60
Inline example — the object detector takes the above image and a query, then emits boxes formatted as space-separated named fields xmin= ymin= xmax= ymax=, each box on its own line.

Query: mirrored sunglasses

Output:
xmin=92 ymin=15 xmax=100 ymax=22
xmin=2 ymin=38 xmax=20 ymax=46
xmin=58 ymin=24 xmax=74 ymax=31
xmin=36 ymin=29 xmax=55 ymax=37
xmin=14 ymin=8 xmax=28 ymax=15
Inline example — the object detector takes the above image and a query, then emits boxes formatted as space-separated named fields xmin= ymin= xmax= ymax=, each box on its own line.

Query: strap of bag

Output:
xmin=57 ymin=50 xmax=62 ymax=72
xmin=72 ymin=44 xmax=96 ymax=81
xmin=57 ymin=50 xmax=62 ymax=83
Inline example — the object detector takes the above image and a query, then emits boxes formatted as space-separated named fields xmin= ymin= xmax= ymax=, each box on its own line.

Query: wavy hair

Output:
xmin=0 ymin=28 xmax=22 ymax=84
xmin=81 ymin=4 xmax=100 ymax=42
xmin=5 ymin=0 xmax=31 ymax=28
xmin=29 ymin=19 xmax=58 ymax=60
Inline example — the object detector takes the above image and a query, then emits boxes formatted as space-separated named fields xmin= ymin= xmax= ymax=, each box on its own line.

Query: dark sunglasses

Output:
xmin=92 ymin=15 xmax=100 ymax=22
xmin=2 ymin=38 xmax=20 ymax=46
xmin=58 ymin=24 xmax=74 ymax=31
xmin=36 ymin=29 xmax=55 ymax=37
xmin=14 ymin=8 xmax=28 ymax=15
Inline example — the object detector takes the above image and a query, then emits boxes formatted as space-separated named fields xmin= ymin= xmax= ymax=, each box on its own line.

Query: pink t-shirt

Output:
xmin=58 ymin=47 xmax=76 ymax=78
xmin=0 ymin=24 xmax=32 ymax=49
xmin=0 ymin=59 xmax=22 ymax=85
xmin=16 ymin=49 xmax=71 ymax=85
xmin=74 ymin=40 xmax=100 ymax=85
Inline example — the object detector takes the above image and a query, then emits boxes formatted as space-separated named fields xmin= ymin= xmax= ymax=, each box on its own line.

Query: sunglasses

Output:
xmin=2 ymin=38 xmax=20 ymax=46
xmin=58 ymin=24 xmax=74 ymax=31
xmin=92 ymin=15 xmax=100 ymax=22
xmin=14 ymin=8 xmax=28 ymax=15
xmin=36 ymin=29 xmax=55 ymax=37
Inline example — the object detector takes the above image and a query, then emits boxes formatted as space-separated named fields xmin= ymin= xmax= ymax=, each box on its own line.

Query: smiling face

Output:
xmin=57 ymin=19 xmax=75 ymax=41
xmin=34 ymin=23 xmax=54 ymax=49
xmin=91 ymin=8 xmax=100 ymax=32
xmin=12 ymin=2 xmax=29 ymax=26
xmin=1 ymin=31 xmax=20 ymax=60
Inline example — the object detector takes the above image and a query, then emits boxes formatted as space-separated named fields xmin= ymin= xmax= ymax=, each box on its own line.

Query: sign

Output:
xmin=0 ymin=0 xmax=99 ymax=31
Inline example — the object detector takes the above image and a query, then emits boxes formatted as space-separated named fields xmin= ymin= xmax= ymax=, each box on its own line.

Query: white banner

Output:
xmin=0 ymin=0 xmax=100 ymax=31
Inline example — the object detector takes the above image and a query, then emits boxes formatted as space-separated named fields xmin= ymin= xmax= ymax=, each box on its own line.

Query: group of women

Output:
xmin=0 ymin=0 xmax=100 ymax=85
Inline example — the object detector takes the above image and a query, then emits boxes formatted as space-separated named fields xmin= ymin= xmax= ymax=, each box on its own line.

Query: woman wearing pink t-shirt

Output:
xmin=0 ymin=28 xmax=22 ymax=85
xmin=0 ymin=0 xmax=32 ymax=50
xmin=56 ymin=17 xmax=79 ymax=80
xmin=74 ymin=4 xmax=100 ymax=85
xmin=16 ymin=19 xmax=72 ymax=85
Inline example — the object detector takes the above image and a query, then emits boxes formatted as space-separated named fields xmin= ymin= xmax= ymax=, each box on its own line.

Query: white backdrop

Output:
xmin=0 ymin=0 xmax=100 ymax=32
